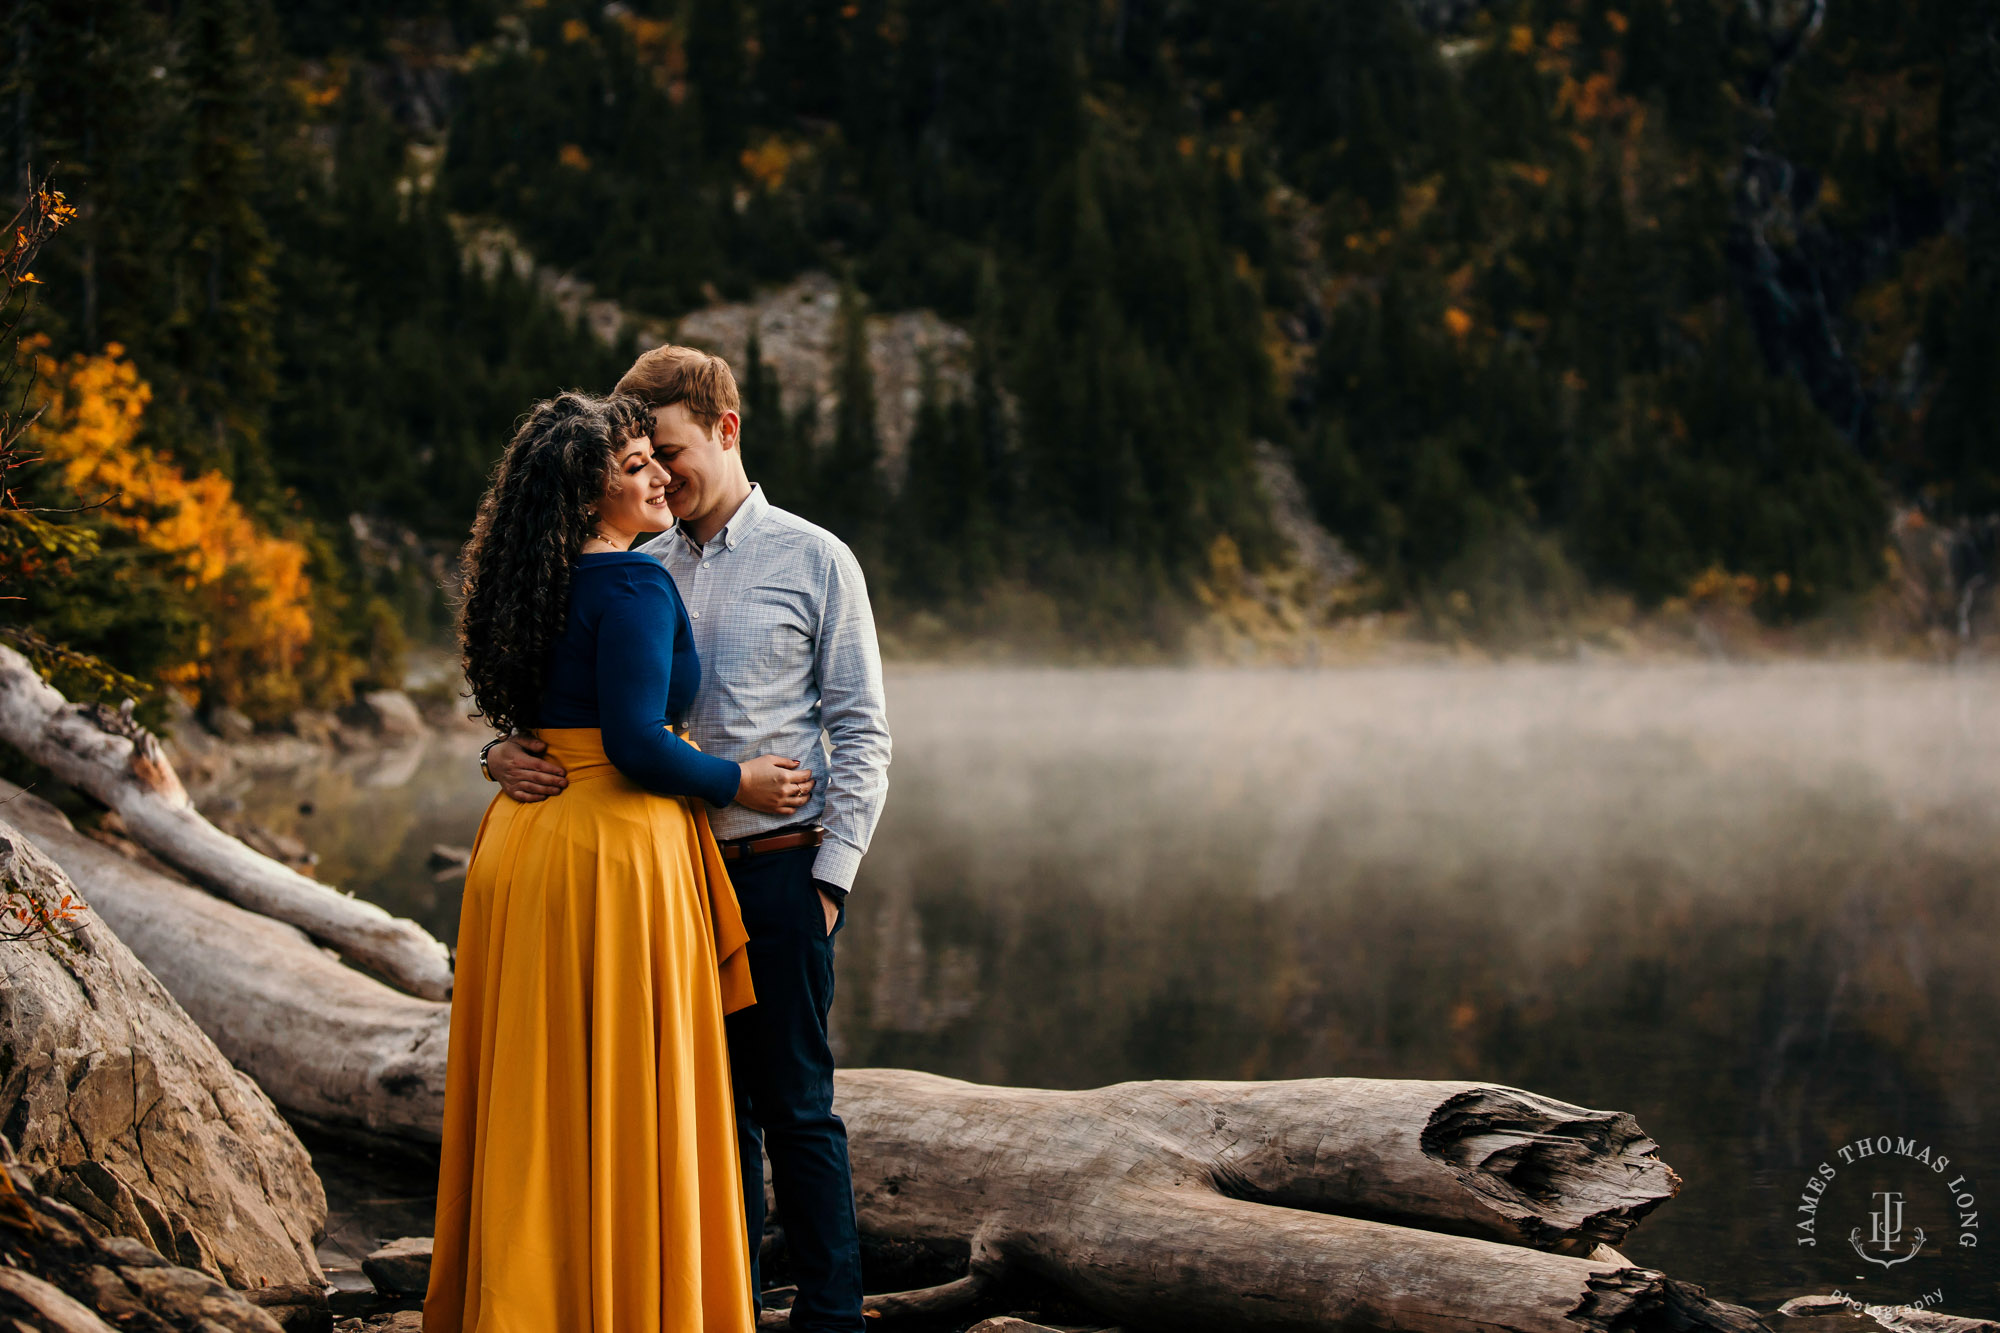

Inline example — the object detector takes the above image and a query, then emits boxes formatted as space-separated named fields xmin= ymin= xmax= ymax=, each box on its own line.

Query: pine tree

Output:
xmin=892 ymin=357 xmax=961 ymax=605
xmin=163 ymin=0 xmax=282 ymax=493
xmin=685 ymin=0 xmax=750 ymax=162
xmin=756 ymin=0 xmax=844 ymax=121
xmin=740 ymin=328 xmax=813 ymax=513
xmin=967 ymin=255 xmax=1014 ymax=545
xmin=1343 ymin=79 xmax=1402 ymax=217
xmin=818 ymin=281 xmax=887 ymax=569
xmin=1923 ymin=0 xmax=2000 ymax=514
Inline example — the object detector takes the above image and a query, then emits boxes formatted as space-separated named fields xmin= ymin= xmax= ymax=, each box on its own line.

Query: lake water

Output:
xmin=233 ymin=662 xmax=2000 ymax=1318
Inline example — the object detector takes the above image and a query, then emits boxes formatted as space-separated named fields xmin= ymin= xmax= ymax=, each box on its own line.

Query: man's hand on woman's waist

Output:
xmin=489 ymin=735 xmax=568 ymax=802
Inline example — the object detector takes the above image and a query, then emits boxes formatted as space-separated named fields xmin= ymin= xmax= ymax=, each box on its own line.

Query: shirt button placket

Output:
xmin=690 ymin=547 xmax=713 ymax=620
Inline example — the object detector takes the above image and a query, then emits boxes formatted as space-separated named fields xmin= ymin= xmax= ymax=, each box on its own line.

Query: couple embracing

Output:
xmin=423 ymin=345 xmax=891 ymax=1333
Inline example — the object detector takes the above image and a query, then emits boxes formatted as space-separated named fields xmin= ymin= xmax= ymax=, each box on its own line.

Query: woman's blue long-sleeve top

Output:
xmin=536 ymin=552 xmax=741 ymax=807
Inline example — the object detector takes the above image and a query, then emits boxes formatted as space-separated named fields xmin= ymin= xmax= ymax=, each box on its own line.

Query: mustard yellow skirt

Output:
xmin=424 ymin=729 xmax=756 ymax=1333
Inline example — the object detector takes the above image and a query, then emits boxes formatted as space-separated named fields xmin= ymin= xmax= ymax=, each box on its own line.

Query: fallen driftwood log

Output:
xmin=0 ymin=646 xmax=452 ymax=1000
xmin=0 ymin=818 xmax=325 ymax=1295
xmin=1 ymin=783 xmax=449 ymax=1144
xmin=840 ymin=1069 xmax=1764 ymax=1333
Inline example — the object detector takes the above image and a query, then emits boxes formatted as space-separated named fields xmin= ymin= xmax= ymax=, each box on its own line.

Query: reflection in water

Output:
xmin=237 ymin=663 xmax=2000 ymax=1316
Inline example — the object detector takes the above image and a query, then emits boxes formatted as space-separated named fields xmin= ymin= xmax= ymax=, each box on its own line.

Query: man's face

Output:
xmin=649 ymin=402 xmax=739 ymax=527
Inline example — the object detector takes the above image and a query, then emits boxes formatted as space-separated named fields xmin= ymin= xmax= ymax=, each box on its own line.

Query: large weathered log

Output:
xmin=1 ymin=784 xmax=448 ymax=1144
xmin=844 ymin=1070 xmax=1676 ymax=1254
xmin=838 ymin=1068 xmax=1761 ymax=1333
xmin=0 ymin=817 xmax=324 ymax=1293
xmin=0 ymin=647 xmax=452 ymax=1000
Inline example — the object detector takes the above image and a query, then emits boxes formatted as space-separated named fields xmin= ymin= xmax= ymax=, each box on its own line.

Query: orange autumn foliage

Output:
xmin=739 ymin=133 xmax=805 ymax=192
xmin=29 ymin=342 xmax=316 ymax=712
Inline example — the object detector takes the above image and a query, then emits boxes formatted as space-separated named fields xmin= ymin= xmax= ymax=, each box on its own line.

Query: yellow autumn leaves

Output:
xmin=29 ymin=341 xmax=316 ymax=713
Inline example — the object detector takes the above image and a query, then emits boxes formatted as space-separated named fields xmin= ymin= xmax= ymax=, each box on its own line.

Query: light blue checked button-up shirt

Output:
xmin=637 ymin=484 xmax=891 ymax=891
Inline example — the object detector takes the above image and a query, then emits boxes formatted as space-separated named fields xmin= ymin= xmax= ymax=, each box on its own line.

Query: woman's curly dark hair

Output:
xmin=456 ymin=390 xmax=653 ymax=738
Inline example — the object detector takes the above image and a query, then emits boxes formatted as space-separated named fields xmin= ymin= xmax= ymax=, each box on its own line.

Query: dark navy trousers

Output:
xmin=724 ymin=844 xmax=864 ymax=1331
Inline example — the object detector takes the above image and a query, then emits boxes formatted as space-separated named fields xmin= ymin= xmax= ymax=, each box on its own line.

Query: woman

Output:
xmin=425 ymin=392 xmax=814 ymax=1332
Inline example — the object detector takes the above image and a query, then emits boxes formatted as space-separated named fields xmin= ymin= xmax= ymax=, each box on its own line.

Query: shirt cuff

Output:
xmin=812 ymin=838 xmax=862 ymax=892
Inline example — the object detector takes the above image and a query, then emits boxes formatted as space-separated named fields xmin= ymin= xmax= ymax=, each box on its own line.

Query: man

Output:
xmin=486 ymin=345 xmax=891 ymax=1332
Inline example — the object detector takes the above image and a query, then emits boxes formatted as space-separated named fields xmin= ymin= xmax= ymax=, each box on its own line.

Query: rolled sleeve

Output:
xmin=810 ymin=543 xmax=891 ymax=891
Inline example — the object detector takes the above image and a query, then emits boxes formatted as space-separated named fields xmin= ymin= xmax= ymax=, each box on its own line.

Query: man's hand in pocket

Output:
xmin=814 ymin=882 xmax=844 ymax=936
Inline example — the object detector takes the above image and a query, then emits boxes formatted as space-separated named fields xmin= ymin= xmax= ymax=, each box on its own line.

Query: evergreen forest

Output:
xmin=4 ymin=0 xmax=1997 ymax=715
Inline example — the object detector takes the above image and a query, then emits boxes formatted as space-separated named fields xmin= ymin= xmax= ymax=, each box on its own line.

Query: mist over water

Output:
xmin=244 ymin=662 xmax=2000 ymax=1315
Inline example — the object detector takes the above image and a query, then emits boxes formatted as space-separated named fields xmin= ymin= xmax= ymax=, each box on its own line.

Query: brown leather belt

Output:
xmin=718 ymin=824 xmax=825 ymax=862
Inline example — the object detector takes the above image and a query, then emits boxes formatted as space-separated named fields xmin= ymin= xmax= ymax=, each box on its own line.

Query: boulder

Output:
xmin=345 ymin=691 xmax=425 ymax=743
xmin=0 ymin=1154 xmax=316 ymax=1332
xmin=207 ymin=707 xmax=257 ymax=745
xmin=0 ymin=818 xmax=326 ymax=1292
xmin=424 ymin=846 xmax=469 ymax=871
xmin=360 ymin=1237 xmax=431 ymax=1297
xmin=285 ymin=710 xmax=341 ymax=747
xmin=332 ymin=1315 xmax=423 ymax=1333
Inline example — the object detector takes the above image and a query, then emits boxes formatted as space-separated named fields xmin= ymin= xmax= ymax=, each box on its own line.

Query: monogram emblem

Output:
xmin=1849 ymin=1190 xmax=1926 ymax=1269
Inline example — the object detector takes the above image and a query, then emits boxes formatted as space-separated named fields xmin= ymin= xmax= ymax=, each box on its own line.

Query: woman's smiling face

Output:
xmin=596 ymin=431 xmax=673 ymax=543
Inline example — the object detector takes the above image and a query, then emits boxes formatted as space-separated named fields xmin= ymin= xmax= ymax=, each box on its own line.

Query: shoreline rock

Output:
xmin=159 ymin=689 xmax=455 ymax=807
xmin=359 ymin=1238 xmax=431 ymax=1299
xmin=340 ymin=692 xmax=426 ymax=745
xmin=0 ymin=1151 xmax=327 ymax=1332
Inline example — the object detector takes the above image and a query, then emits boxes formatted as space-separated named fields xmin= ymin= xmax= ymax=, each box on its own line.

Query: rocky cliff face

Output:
xmin=675 ymin=271 xmax=973 ymax=478
xmin=462 ymin=218 xmax=974 ymax=479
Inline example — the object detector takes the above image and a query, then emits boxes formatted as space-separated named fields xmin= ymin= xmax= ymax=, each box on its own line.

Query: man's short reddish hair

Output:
xmin=612 ymin=344 xmax=741 ymax=431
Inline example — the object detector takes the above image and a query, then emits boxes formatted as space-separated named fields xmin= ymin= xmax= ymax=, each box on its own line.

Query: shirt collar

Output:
xmin=677 ymin=483 xmax=768 ymax=554
xmin=721 ymin=484 xmax=769 ymax=549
